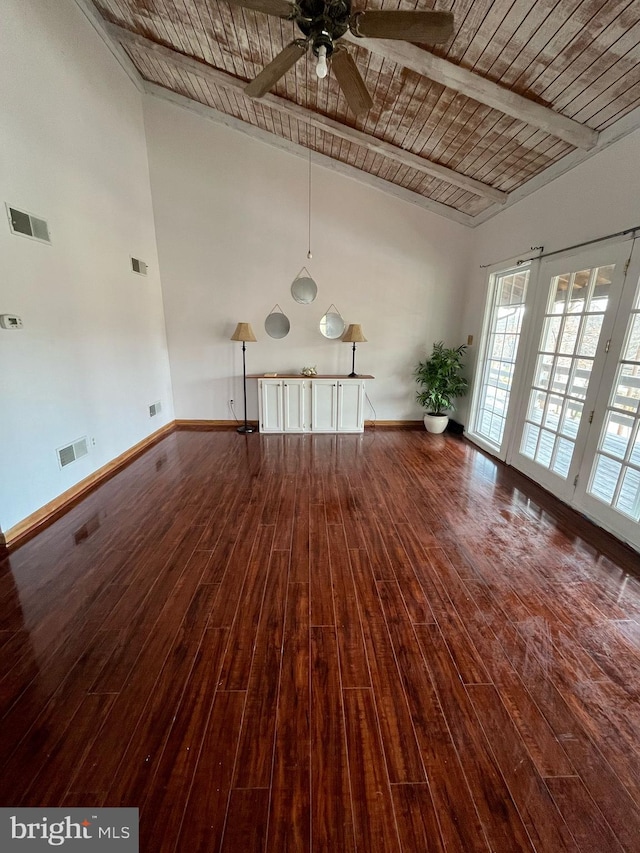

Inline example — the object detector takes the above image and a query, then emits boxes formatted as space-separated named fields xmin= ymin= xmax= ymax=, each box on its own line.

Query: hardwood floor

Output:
xmin=1 ymin=429 xmax=640 ymax=851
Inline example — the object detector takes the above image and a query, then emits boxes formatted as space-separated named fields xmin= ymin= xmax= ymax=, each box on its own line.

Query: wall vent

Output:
xmin=57 ymin=437 xmax=89 ymax=468
xmin=131 ymin=257 xmax=148 ymax=275
xmin=7 ymin=204 xmax=51 ymax=244
xmin=149 ymin=401 xmax=161 ymax=417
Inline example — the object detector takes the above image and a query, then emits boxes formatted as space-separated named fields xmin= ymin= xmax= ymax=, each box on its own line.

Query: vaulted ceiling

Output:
xmin=83 ymin=0 xmax=640 ymax=225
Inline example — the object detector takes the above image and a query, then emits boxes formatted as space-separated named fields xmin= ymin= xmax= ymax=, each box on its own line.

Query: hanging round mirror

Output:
xmin=319 ymin=305 xmax=345 ymax=339
xmin=291 ymin=267 xmax=318 ymax=304
xmin=264 ymin=304 xmax=290 ymax=339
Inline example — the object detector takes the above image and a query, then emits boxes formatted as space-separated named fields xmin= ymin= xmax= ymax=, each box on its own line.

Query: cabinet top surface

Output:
xmin=249 ymin=374 xmax=375 ymax=379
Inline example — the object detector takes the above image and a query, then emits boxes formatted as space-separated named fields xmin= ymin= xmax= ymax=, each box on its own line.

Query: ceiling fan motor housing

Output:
xmin=296 ymin=0 xmax=351 ymax=56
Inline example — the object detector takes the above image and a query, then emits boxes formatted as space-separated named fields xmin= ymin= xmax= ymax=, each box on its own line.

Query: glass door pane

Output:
xmin=509 ymin=244 xmax=629 ymax=502
xmin=469 ymin=266 xmax=529 ymax=452
xmin=519 ymin=264 xmax=612 ymax=477
xmin=575 ymin=256 xmax=640 ymax=549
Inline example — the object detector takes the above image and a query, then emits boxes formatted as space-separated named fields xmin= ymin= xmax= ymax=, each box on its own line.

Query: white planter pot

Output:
xmin=423 ymin=413 xmax=449 ymax=434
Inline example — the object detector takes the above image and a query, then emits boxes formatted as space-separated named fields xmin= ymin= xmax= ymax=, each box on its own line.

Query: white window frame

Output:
xmin=467 ymin=261 xmax=532 ymax=460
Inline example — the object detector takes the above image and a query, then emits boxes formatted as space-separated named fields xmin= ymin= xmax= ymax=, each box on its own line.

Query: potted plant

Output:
xmin=415 ymin=341 xmax=468 ymax=434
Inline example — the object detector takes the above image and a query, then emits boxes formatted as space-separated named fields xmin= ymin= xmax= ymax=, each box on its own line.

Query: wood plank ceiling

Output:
xmin=91 ymin=0 xmax=640 ymax=223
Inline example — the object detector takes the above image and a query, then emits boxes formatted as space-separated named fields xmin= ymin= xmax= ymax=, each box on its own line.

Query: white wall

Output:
xmin=0 ymin=0 xmax=173 ymax=533
xmin=460 ymin=128 xmax=640 ymax=424
xmin=143 ymin=96 xmax=471 ymax=424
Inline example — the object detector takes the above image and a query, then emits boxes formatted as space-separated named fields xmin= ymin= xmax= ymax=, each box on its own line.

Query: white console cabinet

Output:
xmin=254 ymin=375 xmax=373 ymax=434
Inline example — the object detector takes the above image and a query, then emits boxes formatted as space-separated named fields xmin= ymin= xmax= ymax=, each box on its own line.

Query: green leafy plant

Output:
xmin=415 ymin=341 xmax=469 ymax=416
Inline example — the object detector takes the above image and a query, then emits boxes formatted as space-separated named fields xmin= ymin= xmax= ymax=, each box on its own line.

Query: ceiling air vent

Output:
xmin=149 ymin=401 xmax=161 ymax=417
xmin=131 ymin=257 xmax=148 ymax=275
xmin=57 ymin=437 xmax=89 ymax=469
xmin=7 ymin=204 xmax=51 ymax=244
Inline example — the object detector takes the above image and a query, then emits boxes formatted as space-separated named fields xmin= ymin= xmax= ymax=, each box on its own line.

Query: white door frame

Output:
xmin=506 ymin=242 xmax=632 ymax=504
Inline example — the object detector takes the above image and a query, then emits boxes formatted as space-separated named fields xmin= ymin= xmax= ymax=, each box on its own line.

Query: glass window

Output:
xmin=470 ymin=266 xmax=530 ymax=450
xmin=588 ymin=277 xmax=640 ymax=521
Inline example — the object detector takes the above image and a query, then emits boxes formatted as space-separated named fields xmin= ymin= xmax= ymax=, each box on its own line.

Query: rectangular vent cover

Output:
xmin=58 ymin=437 xmax=89 ymax=468
xmin=149 ymin=401 xmax=161 ymax=417
xmin=131 ymin=257 xmax=148 ymax=275
xmin=7 ymin=205 xmax=51 ymax=243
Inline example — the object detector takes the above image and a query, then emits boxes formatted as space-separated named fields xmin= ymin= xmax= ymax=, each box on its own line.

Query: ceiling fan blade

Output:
xmin=244 ymin=42 xmax=307 ymax=98
xmin=351 ymin=10 xmax=454 ymax=43
xmin=224 ymin=0 xmax=295 ymax=18
xmin=331 ymin=48 xmax=373 ymax=117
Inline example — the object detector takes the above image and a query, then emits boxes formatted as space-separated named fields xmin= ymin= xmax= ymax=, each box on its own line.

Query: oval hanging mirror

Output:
xmin=319 ymin=305 xmax=345 ymax=339
xmin=291 ymin=267 xmax=318 ymax=304
xmin=264 ymin=304 xmax=290 ymax=339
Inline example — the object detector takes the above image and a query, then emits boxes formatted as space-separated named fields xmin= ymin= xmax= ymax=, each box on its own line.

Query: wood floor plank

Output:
xmin=139 ymin=628 xmax=229 ymax=850
xmin=261 ymin=474 xmax=284 ymax=526
xmin=233 ymin=549 xmax=289 ymax=789
xmin=266 ymin=582 xmax=310 ymax=853
xmin=217 ymin=525 xmax=275 ymax=690
xmin=89 ymin=549 xmax=212 ymax=694
xmin=343 ymin=688 xmax=402 ymax=853
xmin=310 ymin=626 xmax=356 ymax=853
xmin=220 ymin=788 xmax=270 ymax=853
xmin=201 ymin=473 xmax=272 ymax=585
xmin=415 ymin=545 xmax=491 ymax=684
xmin=309 ymin=509 xmax=334 ymax=627
xmin=391 ymin=783 xmax=446 ymax=853
xmin=349 ymin=549 xmax=426 ymax=784
xmin=376 ymin=585 xmax=490 ymax=852
xmin=545 ymin=775 xmax=626 ymax=852
xmin=465 ymin=683 xmax=580 ymax=852
xmin=336 ymin=473 xmax=368 ymax=551
xmin=207 ymin=523 xmax=266 ymax=629
xmin=289 ymin=475 xmax=310 ymax=583
xmin=0 ymin=631 xmax=33 ymax=682
xmin=70 ymin=601 xmax=208 ymax=797
xmin=359 ymin=514 xmax=396 ymax=580
xmin=21 ymin=693 xmax=118 ymax=807
xmin=4 ymin=430 xmax=640 ymax=852
xmin=376 ymin=525 xmax=436 ymax=625
xmin=488 ymin=611 xmax=640 ymax=851
xmin=322 ymin=473 xmax=343 ymax=527
xmin=0 ymin=622 xmax=100 ymax=751
xmin=181 ymin=690 xmax=246 ymax=853
xmin=327 ymin=525 xmax=370 ymax=689
xmin=389 ymin=523 xmax=438 ymax=623
xmin=0 ymin=627 xmax=123 ymax=798
xmin=197 ymin=481 xmax=241 ymax=550
xmin=196 ymin=483 xmax=253 ymax=580
xmin=414 ymin=624 xmax=535 ymax=852
xmin=424 ymin=545 xmax=577 ymax=777
xmin=273 ymin=474 xmax=296 ymax=550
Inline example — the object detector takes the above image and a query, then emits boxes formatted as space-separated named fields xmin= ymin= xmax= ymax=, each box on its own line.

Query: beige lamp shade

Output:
xmin=230 ymin=322 xmax=257 ymax=342
xmin=342 ymin=323 xmax=367 ymax=343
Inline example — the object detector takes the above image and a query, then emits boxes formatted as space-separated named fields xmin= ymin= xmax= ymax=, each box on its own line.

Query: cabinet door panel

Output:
xmin=283 ymin=381 xmax=306 ymax=432
xmin=260 ymin=380 xmax=283 ymax=432
xmin=311 ymin=380 xmax=338 ymax=431
xmin=338 ymin=381 xmax=364 ymax=431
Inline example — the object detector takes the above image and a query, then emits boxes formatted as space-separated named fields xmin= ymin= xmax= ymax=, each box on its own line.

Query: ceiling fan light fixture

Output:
xmin=316 ymin=44 xmax=328 ymax=78
xmin=235 ymin=0 xmax=454 ymax=114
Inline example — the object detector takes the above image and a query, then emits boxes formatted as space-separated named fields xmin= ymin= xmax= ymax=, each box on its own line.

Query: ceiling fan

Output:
xmin=225 ymin=0 xmax=454 ymax=116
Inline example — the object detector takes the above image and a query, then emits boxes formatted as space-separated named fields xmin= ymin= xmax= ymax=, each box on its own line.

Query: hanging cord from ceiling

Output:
xmin=307 ymin=142 xmax=313 ymax=260
xmin=480 ymin=225 xmax=640 ymax=270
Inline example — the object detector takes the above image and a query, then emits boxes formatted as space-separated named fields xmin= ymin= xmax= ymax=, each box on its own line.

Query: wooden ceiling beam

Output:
xmin=145 ymin=81 xmax=477 ymax=225
xmin=107 ymin=24 xmax=507 ymax=204
xmin=344 ymin=35 xmax=599 ymax=151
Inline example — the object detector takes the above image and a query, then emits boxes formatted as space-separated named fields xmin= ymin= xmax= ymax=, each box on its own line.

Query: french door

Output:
xmin=574 ymin=246 xmax=640 ymax=548
xmin=508 ymin=243 xmax=633 ymax=508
